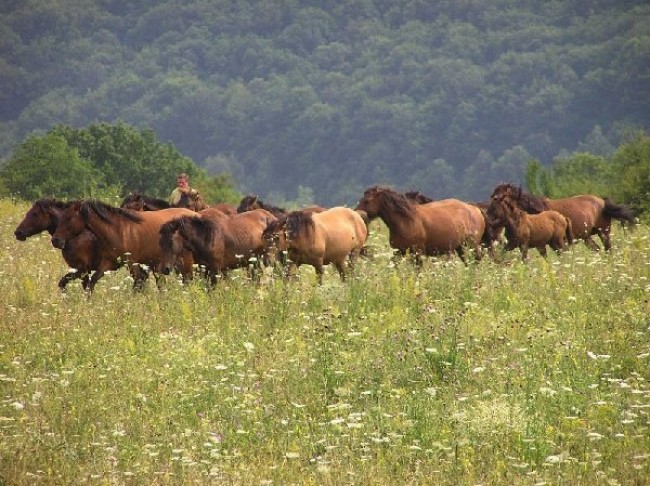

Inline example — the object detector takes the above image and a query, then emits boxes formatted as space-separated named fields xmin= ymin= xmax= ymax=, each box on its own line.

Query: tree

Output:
xmin=0 ymin=133 xmax=102 ymax=199
xmin=0 ymin=122 xmax=240 ymax=202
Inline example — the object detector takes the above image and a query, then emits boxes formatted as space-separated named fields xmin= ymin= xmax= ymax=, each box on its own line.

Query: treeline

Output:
xmin=0 ymin=0 xmax=648 ymax=205
xmin=0 ymin=122 xmax=239 ymax=203
xmin=1 ymin=123 xmax=648 ymax=219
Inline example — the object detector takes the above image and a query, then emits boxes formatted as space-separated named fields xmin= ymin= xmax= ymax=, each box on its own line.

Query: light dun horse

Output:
xmin=355 ymin=186 xmax=486 ymax=264
xmin=488 ymin=193 xmax=573 ymax=261
xmin=262 ymin=207 xmax=368 ymax=283
xmin=490 ymin=183 xmax=635 ymax=250
xmin=51 ymin=200 xmax=196 ymax=290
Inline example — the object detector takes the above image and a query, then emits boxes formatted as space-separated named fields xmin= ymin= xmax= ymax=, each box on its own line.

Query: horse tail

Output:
xmin=603 ymin=198 xmax=636 ymax=230
xmin=564 ymin=216 xmax=574 ymax=246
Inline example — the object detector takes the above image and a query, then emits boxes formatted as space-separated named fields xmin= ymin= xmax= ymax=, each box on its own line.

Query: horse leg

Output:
xmin=520 ymin=245 xmax=529 ymax=262
xmin=455 ymin=246 xmax=467 ymax=265
xmin=583 ymin=236 xmax=601 ymax=251
xmin=58 ymin=270 xmax=83 ymax=291
xmin=537 ymin=246 xmax=548 ymax=258
xmin=87 ymin=270 xmax=105 ymax=293
xmin=130 ymin=264 xmax=148 ymax=291
xmin=314 ymin=261 xmax=325 ymax=285
xmin=334 ymin=261 xmax=347 ymax=281
xmin=596 ymin=227 xmax=612 ymax=251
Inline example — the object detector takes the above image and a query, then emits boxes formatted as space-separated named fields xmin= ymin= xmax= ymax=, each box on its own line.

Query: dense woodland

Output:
xmin=0 ymin=0 xmax=648 ymax=205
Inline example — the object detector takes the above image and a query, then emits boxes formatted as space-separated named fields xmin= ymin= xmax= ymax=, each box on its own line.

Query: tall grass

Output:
xmin=1 ymin=198 xmax=648 ymax=484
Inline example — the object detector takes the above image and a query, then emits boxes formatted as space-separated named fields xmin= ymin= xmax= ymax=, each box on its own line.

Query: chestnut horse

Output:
xmin=404 ymin=191 xmax=500 ymax=256
xmin=488 ymin=194 xmax=573 ymax=261
xmin=355 ymin=186 xmax=486 ymax=264
xmin=158 ymin=209 xmax=276 ymax=286
xmin=238 ymin=194 xmax=325 ymax=217
xmin=14 ymin=199 xmax=113 ymax=291
xmin=51 ymin=200 xmax=196 ymax=290
xmin=262 ymin=207 xmax=368 ymax=283
xmin=490 ymin=183 xmax=635 ymax=251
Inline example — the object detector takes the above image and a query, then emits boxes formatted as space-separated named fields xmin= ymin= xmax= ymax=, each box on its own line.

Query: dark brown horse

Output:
xmin=120 ymin=193 xmax=171 ymax=211
xmin=488 ymin=194 xmax=573 ymax=261
xmin=158 ymin=209 xmax=276 ymax=286
xmin=51 ymin=200 xmax=196 ymax=290
xmin=178 ymin=191 xmax=238 ymax=215
xmin=14 ymin=199 xmax=112 ymax=291
xmin=490 ymin=183 xmax=636 ymax=250
xmin=238 ymin=194 xmax=325 ymax=217
xmin=262 ymin=207 xmax=367 ymax=283
xmin=355 ymin=186 xmax=486 ymax=264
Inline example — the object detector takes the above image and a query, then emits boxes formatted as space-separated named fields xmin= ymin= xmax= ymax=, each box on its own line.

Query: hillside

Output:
xmin=1 ymin=0 xmax=648 ymax=205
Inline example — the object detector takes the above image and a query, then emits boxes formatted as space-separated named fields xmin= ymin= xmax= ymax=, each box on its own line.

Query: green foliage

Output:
xmin=0 ymin=1 xmax=648 ymax=204
xmin=610 ymin=133 xmax=650 ymax=217
xmin=525 ymin=133 xmax=650 ymax=216
xmin=0 ymin=200 xmax=649 ymax=483
xmin=0 ymin=133 xmax=102 ymax=199
xmin=0 ymin=122 xmax=239 ymax=202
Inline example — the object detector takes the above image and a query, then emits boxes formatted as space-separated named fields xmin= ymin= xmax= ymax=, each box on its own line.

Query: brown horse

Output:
xmin=355 ymin=186 xmax=486 ymax=264
xmin=490 ymin=184 xmax=635 ymax=251
xmin=238 ymin=194 xmax=325 ymax=217
xmin=158 ymin=209 xmax=276 ymax=286
xmin=120 ymin=193 xmax=171 ymax=211
xmin=14 ymin=199 xmax=113 ymax=291
xmin=51 ymin=200 xmax=196 ymax=290
xmin=262 ymin=207 xmax=368 ymax=283
xmin=488 ymin=194 xmax=573 ymax=261
xmin=404 ymin=191 xmax=500 ymax=256
xmin=178 ymin=191 xmax=238 ymax=215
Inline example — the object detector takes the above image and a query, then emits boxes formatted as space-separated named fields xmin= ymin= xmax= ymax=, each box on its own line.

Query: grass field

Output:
xmin=0 ymin=198 xmax=649 ymax=485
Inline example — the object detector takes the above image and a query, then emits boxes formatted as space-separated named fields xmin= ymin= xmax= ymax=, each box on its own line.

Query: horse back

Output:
xmin=219 ymin=209 xmax=276 ymax=264
xmin=418 ymin=199 xmax=485 ymax=250
xmin=125 ymin=208 xmax=196 ymax=262
xmin=548 ymin=196 xmax=603 ymax=237
xmin=308 ymin=207 xmax=367 ymax=260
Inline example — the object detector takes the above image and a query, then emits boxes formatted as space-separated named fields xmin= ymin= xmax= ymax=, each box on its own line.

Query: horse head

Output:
xmin=178 ymin=190 xmax=207 ymax=211
xmin=15 ymin=199 xmax=67 ymax=240
xmin=237 ymin=194 xmax=259 ymax=213
xmin=51 ymin=201 xmax=85 ymax=249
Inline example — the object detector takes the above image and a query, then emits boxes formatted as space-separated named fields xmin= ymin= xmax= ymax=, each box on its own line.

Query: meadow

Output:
xmin=0 ymin=198 xmax=649 ymax=485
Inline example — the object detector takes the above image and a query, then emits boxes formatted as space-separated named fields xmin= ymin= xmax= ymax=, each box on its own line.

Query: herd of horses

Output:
xmin=13 ymin=184 xmax=637 ymax=292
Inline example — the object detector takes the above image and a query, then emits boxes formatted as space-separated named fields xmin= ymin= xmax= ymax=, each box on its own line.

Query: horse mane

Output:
xmin=121 ymin=192 xmax=171 ymax=210
xmin=185 ymin=216 xmax=218 ymax=247
xmin=81 ymin=200 xmax=143 ymax=223
xmin=238 ymin=194 xmax=286 ymax=216
xmin=263 ymin=216 xmax=287 ymax=238
xmin=373 ymin=186 xmax=415 ymax=217
xmin=491 ymin=183 xmax=549 ymax=213
xmin=286 ymin=211 xmax=314 ymax=239
xmin=404 ymin=191 xmax=434 ymax=204
xmin=34 ymin=198 xmax=72 ymax=212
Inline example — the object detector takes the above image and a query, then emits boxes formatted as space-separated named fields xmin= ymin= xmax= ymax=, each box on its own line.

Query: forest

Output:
xmin=0 ymin=0 xmax=648 ymax=205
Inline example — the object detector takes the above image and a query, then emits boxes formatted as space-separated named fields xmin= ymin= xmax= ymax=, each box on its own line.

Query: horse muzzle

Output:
xmin=14 ymin=230 xmax=27 ymax=241
xmin=51 ymin=236 xmax=65 ymax=249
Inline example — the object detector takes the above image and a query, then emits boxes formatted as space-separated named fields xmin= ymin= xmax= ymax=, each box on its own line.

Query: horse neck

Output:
xmin=44 ymin=206 xmax=66 ymax=234
xmin=83 ymin=210 xmax=133 ymax=251
xmin=375 ymin=199 xmax=417 ymax=234
xmin=501 ymin=209 xmax=525 ymax=239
